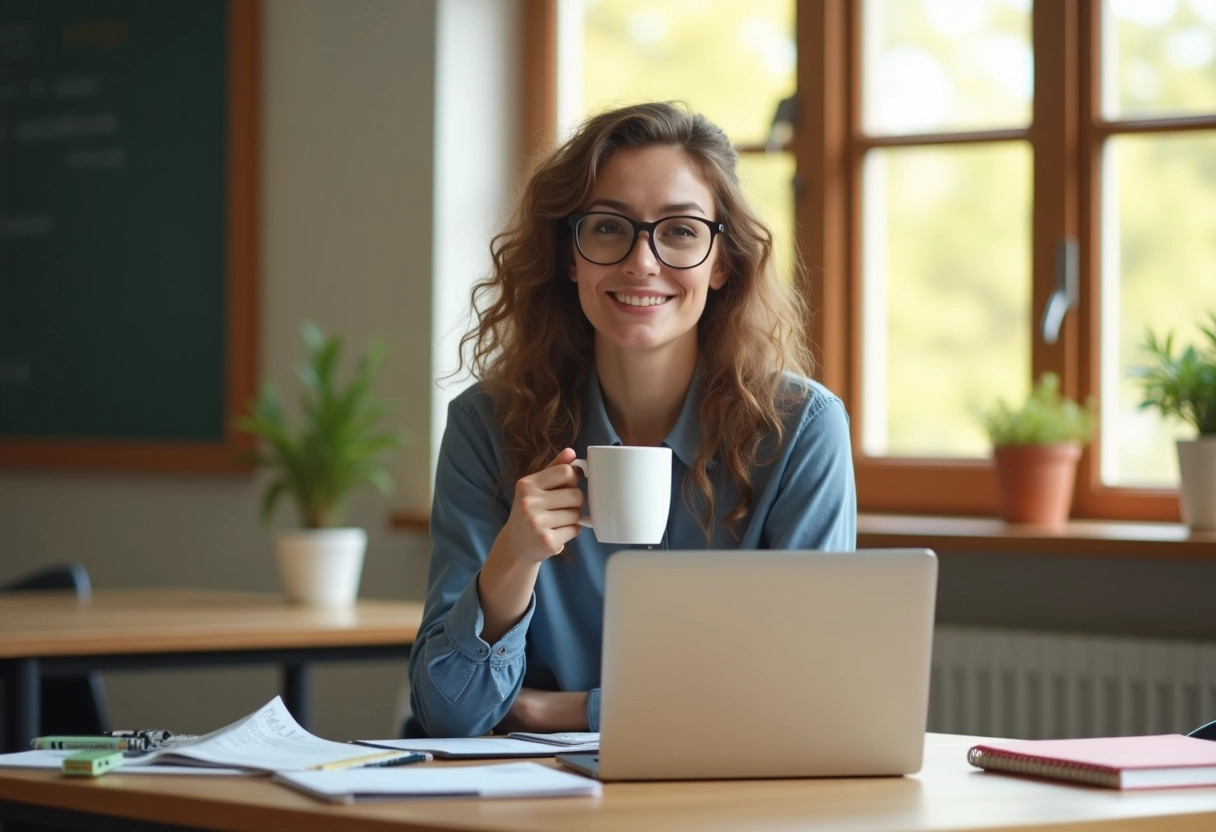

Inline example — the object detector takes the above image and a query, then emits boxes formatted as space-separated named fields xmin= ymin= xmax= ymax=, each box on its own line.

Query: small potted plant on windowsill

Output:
xmin=980 ymin=372 xmax=1095 ymax=526
xmin=1129 ymin=312 xmax=1216 ymax=531
xmin=237 ymin=321 xmax=407 ymax=606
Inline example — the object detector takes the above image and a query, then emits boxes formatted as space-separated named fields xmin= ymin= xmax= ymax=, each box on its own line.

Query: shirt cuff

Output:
xmin=443 ymin=574 xmax=536 ymax=662
xmin=586 ymin=687 xmax=601 ymax=732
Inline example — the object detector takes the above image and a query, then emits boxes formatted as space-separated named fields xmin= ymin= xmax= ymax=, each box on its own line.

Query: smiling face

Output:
xmin=570 ymin=145 xmax=727 ymax=364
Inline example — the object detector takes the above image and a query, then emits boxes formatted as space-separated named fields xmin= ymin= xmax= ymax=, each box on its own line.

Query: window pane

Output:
xmin=1101 ymin=132 xmax=1216 ymax=487
xmin=862 ymin=0 xmax=1032 ymax=135
xmin=861 ymin=143 xmax=1031 ymax=457
xmin=1102 ymin=0 xmax=1216 ymax=120
xmin=571 ymin=0 xmax=794 ymax=145
xmin=737 ymin=154 xmax=796 ymax=285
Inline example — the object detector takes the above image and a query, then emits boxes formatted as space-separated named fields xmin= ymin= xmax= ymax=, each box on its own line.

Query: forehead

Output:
xmin=588 ymin=145 xmax=716 ymax=216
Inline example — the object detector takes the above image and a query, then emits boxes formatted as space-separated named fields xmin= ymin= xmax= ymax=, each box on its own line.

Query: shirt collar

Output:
xmin=580 ymin=365 xmax=714 ymax=471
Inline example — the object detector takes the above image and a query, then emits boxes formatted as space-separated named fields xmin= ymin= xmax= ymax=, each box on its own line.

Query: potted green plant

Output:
xmin=237 ymin=321 xmax=407 ymax=606
xmin=980 ymin=372 xmax=1095 ymax=526
xmin=1129 ymin=312 xmax=1216 ymax=530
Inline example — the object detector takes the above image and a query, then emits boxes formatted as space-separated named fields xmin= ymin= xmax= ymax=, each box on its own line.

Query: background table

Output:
xmin=1 ymin=735 xmax=1214 ymax=832
xmin=0 ymin=589 xmax=423 ymax=751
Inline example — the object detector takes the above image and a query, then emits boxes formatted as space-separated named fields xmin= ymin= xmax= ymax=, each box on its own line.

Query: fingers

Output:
xmin=500 ymin=448 xmax=585 ymax=565
xmin=530 ymin=448 xmax=579 ymax=491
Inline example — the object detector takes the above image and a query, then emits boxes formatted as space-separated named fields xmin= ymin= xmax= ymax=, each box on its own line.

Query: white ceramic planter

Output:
xmin=275 ymin=527 xmax=367 ymax=607
xmin=1177 ymin=437 xmax=1216 ymax=532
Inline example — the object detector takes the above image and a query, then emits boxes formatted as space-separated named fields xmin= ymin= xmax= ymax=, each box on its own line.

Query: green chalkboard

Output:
xmin=0 ymin=0 xmax=257 ymax=469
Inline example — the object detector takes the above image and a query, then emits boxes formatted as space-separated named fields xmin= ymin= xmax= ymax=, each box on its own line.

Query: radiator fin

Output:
xmin=930 ymin=626 xmax=1216 ymax=739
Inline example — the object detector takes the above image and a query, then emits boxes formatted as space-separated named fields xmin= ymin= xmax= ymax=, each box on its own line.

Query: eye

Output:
xmin=658 ymin=218 xmax=704 ymax=239
xmin=589 ymin=216 xmax=628 ymax=235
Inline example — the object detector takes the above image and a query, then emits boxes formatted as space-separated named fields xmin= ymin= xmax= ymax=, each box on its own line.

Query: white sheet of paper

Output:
xmin=139 ymin=696 xmax=380 ymax=772
xmin=0 ymin=749 xmax=247 ymax=776
xmin=273 ymin=761 xmax=602 ymax=803
xmin=357 ymin=736 xmax=599 ymax=758
xmin=507 ymin=731 xmax=600 ymax=746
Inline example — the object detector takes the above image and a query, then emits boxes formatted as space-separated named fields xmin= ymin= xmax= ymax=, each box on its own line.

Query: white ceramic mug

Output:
xmin=571 ymin=445 xmax=672 ymax=544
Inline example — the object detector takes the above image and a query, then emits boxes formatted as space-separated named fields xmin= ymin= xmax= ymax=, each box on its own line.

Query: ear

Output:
xmin=709 ymin=257 xmax=728 ymax=290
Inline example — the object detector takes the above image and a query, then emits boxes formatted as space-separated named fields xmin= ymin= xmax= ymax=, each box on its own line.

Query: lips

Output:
xmin=611 ymin=292 xmax=672 ymax=307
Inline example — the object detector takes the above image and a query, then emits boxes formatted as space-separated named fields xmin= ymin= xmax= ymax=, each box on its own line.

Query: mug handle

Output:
xmin=571 ymin=459 xmax=593 ymax=530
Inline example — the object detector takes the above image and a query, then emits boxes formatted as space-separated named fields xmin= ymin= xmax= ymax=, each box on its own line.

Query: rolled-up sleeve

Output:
xmin=765 ymin=391 xmax=857 ymax=551
xmin=408 ymin=394 xmax=532 ymax=737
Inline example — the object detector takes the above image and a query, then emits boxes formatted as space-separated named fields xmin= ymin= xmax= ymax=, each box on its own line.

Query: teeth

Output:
xmin=613 ymin=293 xmax=670 ymax=307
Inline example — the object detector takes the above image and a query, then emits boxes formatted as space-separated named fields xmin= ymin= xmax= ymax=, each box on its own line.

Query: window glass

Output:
xmin=1102 ymin=0 xmax=1216 ymax=120
xmin=737 ymin=154 xmax=797 ymax=284
xmin=861 ymin=142 xmax=1031 ymax=457
xmin=862 ymin=0 xmax=1032 ymax=135
xmin=1101 ymin=132 xmax=1216 ymax=487
xmin=574 ymin=0 xmax=794 ymax=144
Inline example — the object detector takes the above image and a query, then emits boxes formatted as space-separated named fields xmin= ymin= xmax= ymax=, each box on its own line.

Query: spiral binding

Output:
xmin=967 ymin=746 xmax=1119 ymax=789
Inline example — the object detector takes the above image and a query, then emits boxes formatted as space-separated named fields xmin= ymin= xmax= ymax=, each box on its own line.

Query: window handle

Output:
xmin=1040 ymin=239 xmax=1078 ymax=345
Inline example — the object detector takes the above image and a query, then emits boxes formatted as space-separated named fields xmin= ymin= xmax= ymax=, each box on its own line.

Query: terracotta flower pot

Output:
xmin=992 ymin=442 xmax=1082 ymax=526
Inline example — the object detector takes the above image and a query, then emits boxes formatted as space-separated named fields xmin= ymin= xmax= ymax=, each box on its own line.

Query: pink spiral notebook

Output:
xmin=967 ymin=734 xmax=1216 ymax=790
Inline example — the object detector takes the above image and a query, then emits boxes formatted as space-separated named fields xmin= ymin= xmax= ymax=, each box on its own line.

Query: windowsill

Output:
xmin=391 ymin=508 xmax=1216 ymax=559
xmin=857 ymin=514 xmax=1216 ymax=559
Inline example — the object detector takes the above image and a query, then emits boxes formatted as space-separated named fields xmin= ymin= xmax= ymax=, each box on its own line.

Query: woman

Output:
xmin=408 ymin=102 xmax=855 ymax=738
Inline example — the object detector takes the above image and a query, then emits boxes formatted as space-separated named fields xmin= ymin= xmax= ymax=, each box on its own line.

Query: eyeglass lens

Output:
xmin=573 ymin=213 xmax=716 ymax=268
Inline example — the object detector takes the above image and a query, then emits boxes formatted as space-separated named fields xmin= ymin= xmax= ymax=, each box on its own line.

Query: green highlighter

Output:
xmin=61 ymin=749 xmax=124 ymax=777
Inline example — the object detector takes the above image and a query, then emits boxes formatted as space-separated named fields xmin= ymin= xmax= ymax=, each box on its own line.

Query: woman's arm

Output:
xmin=497 ymin=688 xmax=592 ymax=733
xmin=407 ymin=395 xmax=584 ymax=737
xmin=765 ymin=389 xmax=857 ymax=550
xmin=478 ymin=448 xmax=582 ymax=642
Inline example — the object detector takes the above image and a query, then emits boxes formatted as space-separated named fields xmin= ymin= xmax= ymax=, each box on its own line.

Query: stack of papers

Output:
xmin=275 ymin=762 xmax=601 ymax=803
xmin=0 ymin=750 xmax=246 ymax=776
xmin=0 ymin=697 xmax=418 ymax=775
xmin=128 ymin=696 xmax=416 ymax=772
xmin=357 ymin=732 xmax=600 ymax=759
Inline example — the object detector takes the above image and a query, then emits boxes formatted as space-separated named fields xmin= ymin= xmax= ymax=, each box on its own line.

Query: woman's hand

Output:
xmin=494 ymin=448 xmax=584 ymax=565
xmin=498 ymin=688 xmax=591 ymax=733
xmin=477 ymin=449 xmax=583 ymax=642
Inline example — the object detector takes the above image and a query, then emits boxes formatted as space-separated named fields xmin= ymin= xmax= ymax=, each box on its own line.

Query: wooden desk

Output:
xmin=0 ymin=735 xmax=1213 ymax=832
xmin=0 ymin=589 xmax=423 ymax=752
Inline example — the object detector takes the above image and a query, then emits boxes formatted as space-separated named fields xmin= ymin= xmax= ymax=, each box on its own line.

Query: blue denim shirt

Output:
xmin=408 ymin=369 xmax=856 ymax=737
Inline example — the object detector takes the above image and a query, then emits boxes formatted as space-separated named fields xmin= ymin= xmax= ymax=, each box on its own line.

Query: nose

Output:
xmin=621 ymin=229 xmax=661 ymax=277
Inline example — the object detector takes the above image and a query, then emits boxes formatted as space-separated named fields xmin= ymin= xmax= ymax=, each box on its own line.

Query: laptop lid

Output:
xmin=579 ymin=548 xmax=937 ymax=781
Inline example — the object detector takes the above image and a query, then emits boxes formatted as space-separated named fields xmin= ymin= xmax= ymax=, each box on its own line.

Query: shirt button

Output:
xmin=478 ymin=647 xmax=487 ymax=655
xmin=496 ymin=646 xmax=507 ymax=655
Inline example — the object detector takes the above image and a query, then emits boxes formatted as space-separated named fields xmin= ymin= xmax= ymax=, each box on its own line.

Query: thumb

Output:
xmin=548 ymin=447 xmax=577 ymax=467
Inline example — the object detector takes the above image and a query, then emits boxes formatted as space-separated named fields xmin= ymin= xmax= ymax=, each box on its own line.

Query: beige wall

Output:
xmin=0 ymin=0 xmax=519 ymax=740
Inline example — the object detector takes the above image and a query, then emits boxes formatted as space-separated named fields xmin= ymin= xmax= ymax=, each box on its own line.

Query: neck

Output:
xmin=595 ymin=339 xmax=697 ymax=447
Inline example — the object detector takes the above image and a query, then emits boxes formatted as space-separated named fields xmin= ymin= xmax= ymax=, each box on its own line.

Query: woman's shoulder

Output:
xmin=774 ymin=371 xmax=847 ymax=421
xmin=448 ymin=380 xmax=497 ymax=425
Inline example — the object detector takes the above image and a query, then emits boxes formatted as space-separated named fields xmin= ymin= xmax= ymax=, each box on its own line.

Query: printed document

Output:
xmin=274 ymin=761 xmax=602 ymax=803
xmin=137 ymin=696 xmax=396 ymax=772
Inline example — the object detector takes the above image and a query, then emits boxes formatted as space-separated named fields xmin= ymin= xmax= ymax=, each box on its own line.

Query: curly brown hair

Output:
xmin=459 ymin=101 xmax=814 ymax=536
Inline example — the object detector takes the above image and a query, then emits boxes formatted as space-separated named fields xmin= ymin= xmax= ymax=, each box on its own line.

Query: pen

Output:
xmin=311 ymin=750 xmax=431 ymax=771
xmin=33 ymin=736 xmax=138 ymax=751
xmin=357 ymin=751 xmax=431 ymax=768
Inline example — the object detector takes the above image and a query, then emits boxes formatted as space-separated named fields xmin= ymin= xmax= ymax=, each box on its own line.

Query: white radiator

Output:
xmin=929 ymin=626 xmax=1216 ymax=739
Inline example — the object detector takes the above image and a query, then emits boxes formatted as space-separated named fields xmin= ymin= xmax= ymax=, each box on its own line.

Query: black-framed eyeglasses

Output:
xmin=566 ymin=212 xmax=725 ymax=270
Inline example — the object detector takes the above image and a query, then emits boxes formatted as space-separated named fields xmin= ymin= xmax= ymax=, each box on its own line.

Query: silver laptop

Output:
xmin=557 ymin=548 xmax=938 ymax=781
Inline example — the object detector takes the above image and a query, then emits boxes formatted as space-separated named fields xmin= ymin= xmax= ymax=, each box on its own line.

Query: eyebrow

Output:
xmin=587 ymin=198 xmax=709 ymax=216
